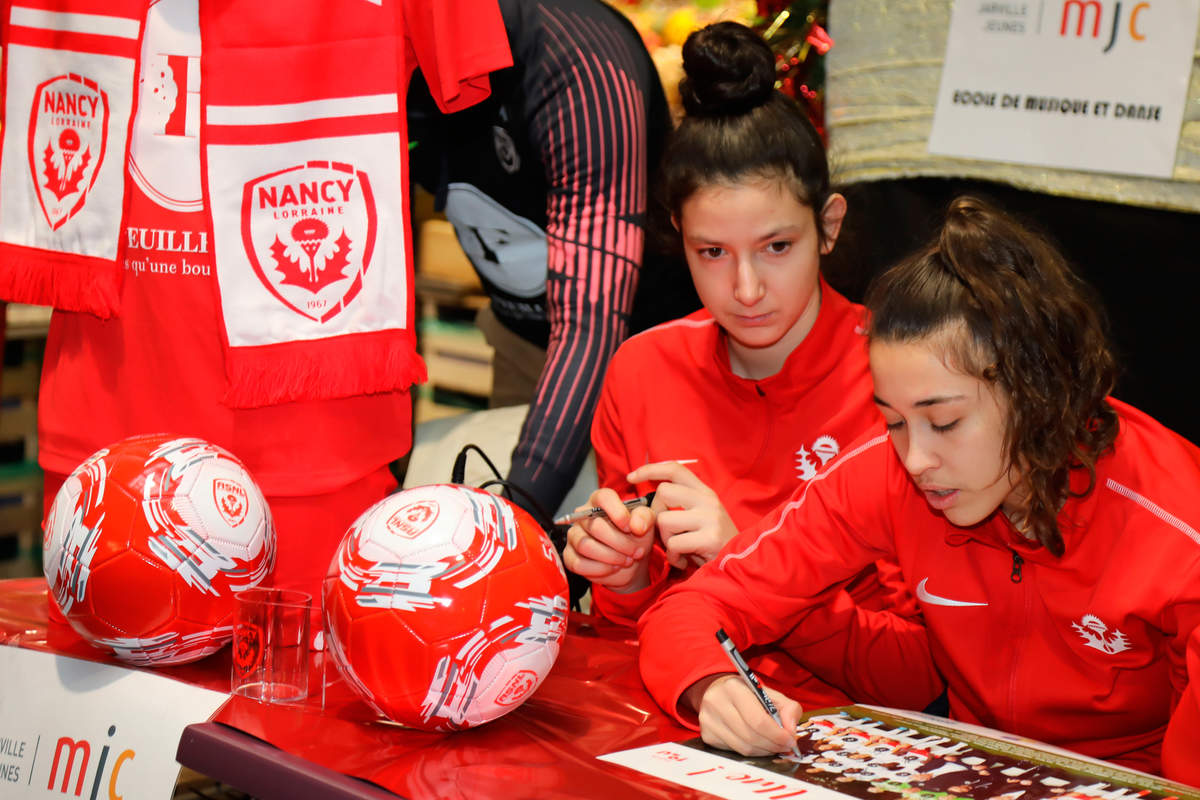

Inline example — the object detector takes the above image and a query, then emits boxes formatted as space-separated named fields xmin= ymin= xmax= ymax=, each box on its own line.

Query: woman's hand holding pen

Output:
xmin=685 ymin=674 xmax=804 ymax=758
xmin=562 ymin=487 xmax=657 ymax=593
xmin=626 ymin=461 xmax=739 ymax=568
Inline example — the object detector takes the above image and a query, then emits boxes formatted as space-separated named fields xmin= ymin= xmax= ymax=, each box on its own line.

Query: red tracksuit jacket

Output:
xmin=592 ymin=282 xmax=943 ymax=711
xmin=639 ymin=398 xmax=1200 ymax=781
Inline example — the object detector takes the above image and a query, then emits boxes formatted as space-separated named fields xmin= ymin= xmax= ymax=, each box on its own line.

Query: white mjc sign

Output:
xmin=0 ymin=646 xmax=226 ymax=799
xmin=929 ymin=0 xmax=1200 ymax=177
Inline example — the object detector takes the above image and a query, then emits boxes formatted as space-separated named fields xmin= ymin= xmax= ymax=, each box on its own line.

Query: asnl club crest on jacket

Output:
xmin=28 ymin=73 xmax=109 ymax=231
xmin=242 ymin=160 xmax=376 ymax=323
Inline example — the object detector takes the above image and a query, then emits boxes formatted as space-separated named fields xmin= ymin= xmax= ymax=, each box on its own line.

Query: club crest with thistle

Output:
xmin=241 ymin=160 xmax=377 ymax=323
xmin=28 ymin=74 xmax=109 ymax=231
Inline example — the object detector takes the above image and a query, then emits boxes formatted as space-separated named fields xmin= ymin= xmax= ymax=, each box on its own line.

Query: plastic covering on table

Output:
xmin=0 ymin=577 xmax=231 ymax=692
xmin=0 ymin=578 xmax=709 ymax=799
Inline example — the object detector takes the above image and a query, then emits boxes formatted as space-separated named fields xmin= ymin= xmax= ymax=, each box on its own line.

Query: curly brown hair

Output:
xmin=864 ymin=196 xmax=1119 ymax=555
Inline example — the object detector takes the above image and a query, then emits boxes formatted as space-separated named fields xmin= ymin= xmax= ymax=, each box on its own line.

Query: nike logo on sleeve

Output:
xmin=916 ymin=577 xmax=989 ymax=608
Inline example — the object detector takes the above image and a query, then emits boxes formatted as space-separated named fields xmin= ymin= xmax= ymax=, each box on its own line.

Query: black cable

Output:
xmin=450 ymin=443 xmax=505 ymax=486
xmin=453 ymin=446 xmax=589 ymax=611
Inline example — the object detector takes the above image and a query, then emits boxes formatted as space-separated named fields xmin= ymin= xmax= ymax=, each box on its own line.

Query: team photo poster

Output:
xmin=602 ymin=705 xmax=1200 ymax=800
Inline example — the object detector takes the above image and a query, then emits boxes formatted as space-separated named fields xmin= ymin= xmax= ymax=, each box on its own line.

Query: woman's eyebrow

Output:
xmin=873 ymin=394 xmax=967 ymax=408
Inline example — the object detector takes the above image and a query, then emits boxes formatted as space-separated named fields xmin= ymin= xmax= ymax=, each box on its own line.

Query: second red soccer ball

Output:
xmin=323 ymin=484 xmax=569 ymax=731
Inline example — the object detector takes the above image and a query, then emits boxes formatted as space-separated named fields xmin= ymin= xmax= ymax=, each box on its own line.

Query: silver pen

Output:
xmin=553 ymin=491 xmax=656 ymax=526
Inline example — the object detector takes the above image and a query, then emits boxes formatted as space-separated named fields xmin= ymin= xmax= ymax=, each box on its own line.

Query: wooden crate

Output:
xmin=414 ymin=219 xmax=495 ymax=417
xmin=416 ymin=219 xmax=483 ymax=289
xmin=418 ymin=318 xmax=494 ymax=398
xmin=1 ymin=303 xmax=48 ymax=578
xmin=0 ymin=462 xmax=41 ymax=578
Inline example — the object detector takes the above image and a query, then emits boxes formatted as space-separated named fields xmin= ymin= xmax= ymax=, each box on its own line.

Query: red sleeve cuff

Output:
xmin=590 ymin=548 xmax=674 ymax=627
xmin=1164 ymin=682 xmax=1200 ymax=782
xmin=651 ymin=661 xmax=732 ymax=731
xmin=437 ymin=74 xmax=493 ymax=112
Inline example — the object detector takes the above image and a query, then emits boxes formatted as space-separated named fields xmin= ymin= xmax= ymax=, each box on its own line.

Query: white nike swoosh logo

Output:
xmin=916 ymin=577 xmax=988 ymax=608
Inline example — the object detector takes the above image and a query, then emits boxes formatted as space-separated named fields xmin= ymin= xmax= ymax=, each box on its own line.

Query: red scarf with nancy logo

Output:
xmin=0 ymin=0 xmax=510 ymax=408
xmin=0 ymin=0 xmax=139 ymax=316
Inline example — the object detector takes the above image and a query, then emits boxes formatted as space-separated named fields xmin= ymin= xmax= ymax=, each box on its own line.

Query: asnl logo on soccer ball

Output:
xmin=8 ymin=725 xmax=135 ymax=798
xmin=1059 ymin=0 xmax=1151 ymax=52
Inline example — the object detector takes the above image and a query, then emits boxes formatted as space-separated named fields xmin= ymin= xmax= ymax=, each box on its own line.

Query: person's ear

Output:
xmin=818 ymin=193 xmax=847 ymax=255
xmin=670 ymin=213 xmax=681 ymax=232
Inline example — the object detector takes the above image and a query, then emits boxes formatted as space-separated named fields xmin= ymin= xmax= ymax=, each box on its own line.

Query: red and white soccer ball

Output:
xmin=43 ymin=434 xmax=275 ymax=666
xmin=323 ymin=484 xmax=569 ymax=731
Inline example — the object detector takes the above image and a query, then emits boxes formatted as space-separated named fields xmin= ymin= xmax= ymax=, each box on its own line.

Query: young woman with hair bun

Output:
xmin=563 ymin=21 xmax=942 ymax=714
xmin=637 ymin=194 xmax=1200 ymax=782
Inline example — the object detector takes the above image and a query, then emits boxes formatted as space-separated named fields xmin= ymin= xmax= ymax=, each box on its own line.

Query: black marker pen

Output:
xmin=716 ymin=628 xmax=802 ymax=758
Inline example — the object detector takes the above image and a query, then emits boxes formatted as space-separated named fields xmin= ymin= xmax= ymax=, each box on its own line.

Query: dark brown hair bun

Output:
xmin=679 ymin=21 xmax=776 ymax=118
